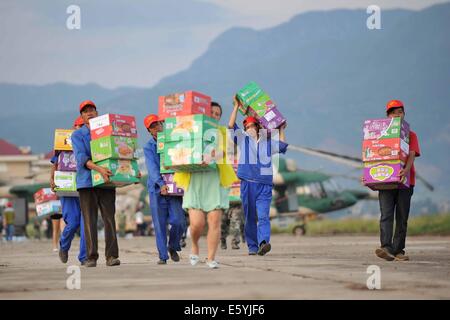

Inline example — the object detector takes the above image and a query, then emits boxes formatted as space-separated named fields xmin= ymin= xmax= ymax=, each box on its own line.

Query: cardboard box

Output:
xmin=57 ymin=151 xmax=77 ymax=171
xmin=54 ymin=171 xmax=78 ymax=196
xmin=229 ymin=185 xmax=241 ymax=203
xmin=158 ymin=91 xmax=212 ymax=120
xmin=160 ymin=154 xmax=175 ymax=174
xmin=362 ymin=138 xmax=409 ymax=162
xmin=161 ymin=173 xmax=184 ymax=196
xmin=236 ymin=82 xmax=264 ymax=109
xmin=363 ymin=117 xmax=409 ymax=142
xmin=157 ymin=132 xmax=165 ymax=153
xmin=54 ymin=129 xmax=74 ymax=151
xmin=363 ymin=160 xmax=410 ymax=190
xmin=164 ymin=139 xmax=217 ymax=170
xmin=92 ymin=159 xmax=140 ymax=187
xmin=34 ymin=188 xmax=58 ymax=204
xmin=36 ymin=200 xmax=61 ymax=217
xmin=164 ymin=114 xmax=218 ymax=143
xmin=249 ymin=93 xmax=276 ymax=118
xmin=90 ymin=136 xmax=138 ymax=162
xmin=258 ymin=106 xmax=287 ymax=130
xmin=89 ymin=114 xmax=137 ymax=140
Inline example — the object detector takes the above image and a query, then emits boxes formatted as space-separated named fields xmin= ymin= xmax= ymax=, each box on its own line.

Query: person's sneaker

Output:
xmin=189 ymin=254 xmax=200 ymax=266
xmin=59 ymin=249 xmax=68 ymax=263
xmin=375 ymin=247 xmax=395 ymax=261
xmin=221 ymin=239 xmax=227 ymax=250
xmin=248 ymin=252 xmax=257 ymax=256
xmin=231 ymin=242 xmax=240 ymax=250
xmin=257 ymin=242 xmax=271 ymax=256
xmin=206 ymin=260 xmax=219 ymax=269
xmin=106 ymin=257 xmax=121 ymax=267
xmin=84 ymin=260 xmax=97 ymax=267
xmin=169 ymin=249 xmax=180 ymax=262
xmin=157 ymin=259 xmax=167 ymax=265
xmin=394 ymin=253 xmax=410 ymax=261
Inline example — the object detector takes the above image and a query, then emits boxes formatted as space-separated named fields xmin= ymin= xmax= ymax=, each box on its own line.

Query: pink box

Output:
xmin=363 ymin=118 xmax=409 ymax=142
xmin=57 ymin=151 xmax=77 ymax=172
xmin=258 ymin=106 xmax=286 ymax=130
xmin=89 ymin=114 xmax=137 ymax=140
xmin=363 ymin=161 xmax=410 ymax=190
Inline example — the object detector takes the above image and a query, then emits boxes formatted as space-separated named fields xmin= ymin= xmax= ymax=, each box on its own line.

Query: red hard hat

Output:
xmin=79 ymin=100 xmax=96 ymax=113
xmin=386 ymin=99 xmax=404 ymax=112
xmin=73 ymin=116 xmax=84 ymax=127
xmin=144 ymin=114 xmax=160 ymax=129
xmin=243 ymin=116 xmax=258 ymax=127
xmin=6 ymin=202 xmax=13 ymax=208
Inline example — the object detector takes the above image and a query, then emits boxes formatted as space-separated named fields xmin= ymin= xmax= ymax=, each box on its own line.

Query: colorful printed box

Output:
xmin=236 ymin=82 xmax=264 ymax=110
xmin=362 ymin=138 xmax=409 ymax=162
xmin=258 ymin=106 xmax=287 ymax=130
xmin=57 ymin=151 xmax=77 ymax=172
xmin=158 ymin=91 xmax=212 ymax=120
xmin=54 ymin=171 xmax=78 ymax=196
xmin=34 ymin=188 xmax=58 ymax=205
xmin=164 ymin=114 xmax=219 ymax=143
xmin=363 ymin=118 xmax=410 ymax=142
xmin=160 ymin=154 xmax=175 ymax=174
xmin=89 ymin=114 xmax=137 ymax=140
xmin=92 ymin=159 xmax=140 ymax=187
xmin=157 ymin=132 xmax=165 ymax=153
xmin=90 ymin=136 xmax=138 ymax=162
xmin=54 ymin=129 xmax=74 ymax=151
xmin=161 ymin=173 xmax=184 ymax=196
xmin=36 ymin=200 xmax=61 ymax=217
xmin=164 ymin=139 xmax=217 ymax=170
xmin=249 ymin=93 xmax=276 ymax=118
xmin=363 ymin=160 xmax=410 ymax=190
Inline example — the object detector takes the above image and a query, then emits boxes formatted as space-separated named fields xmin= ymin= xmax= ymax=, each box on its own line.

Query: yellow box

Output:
xmin=54 ymin=129 xmax=74 ymax=151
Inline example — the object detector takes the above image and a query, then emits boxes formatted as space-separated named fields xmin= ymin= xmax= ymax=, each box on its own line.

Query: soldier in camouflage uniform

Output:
xmin=221 ymin=203 xmax=244 ymax=250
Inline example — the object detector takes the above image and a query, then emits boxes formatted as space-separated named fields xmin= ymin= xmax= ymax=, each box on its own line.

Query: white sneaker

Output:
xmin=206 ymin=260 xmax=219 ymax=269
xmin=189 ymin=254 xmax=200 ymax=266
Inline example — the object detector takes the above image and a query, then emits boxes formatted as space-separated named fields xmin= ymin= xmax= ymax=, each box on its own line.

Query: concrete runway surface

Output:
xmin=1 ymin=235 xmax=450 ymax=299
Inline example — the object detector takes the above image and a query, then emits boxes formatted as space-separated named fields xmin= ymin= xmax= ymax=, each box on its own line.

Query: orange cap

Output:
xmin=73 ymin=116 xmax=84 ymax=127
xmin=79 ymin=100 xmax=96 ymax=113
xmin=386 ymin=100 xmax=404 ymax=112
xmin=243 ymin=116 xmax=258 ymax=127
xmin=144 ymin=114 xmax=160 ymax=129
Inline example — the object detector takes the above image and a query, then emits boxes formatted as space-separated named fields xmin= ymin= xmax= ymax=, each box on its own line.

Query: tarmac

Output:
xmin=1 ymin=234 xmax=450 ymax=300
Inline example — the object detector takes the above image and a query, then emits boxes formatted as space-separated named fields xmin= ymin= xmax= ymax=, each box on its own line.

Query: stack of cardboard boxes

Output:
xmin=34 ymin=188 xmax=61 ymax=218
xmin=362 ymin=117 xmax=410 ymax=190
xmin=236 ymin=82 xmax=286 ymax=130
xmin=53 ymin=129 xmax=78 ymax=196
xmin=89 ymin=114 xmax=140 ymax=187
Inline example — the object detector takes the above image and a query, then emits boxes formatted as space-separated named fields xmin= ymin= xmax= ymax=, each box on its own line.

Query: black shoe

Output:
xmin=59 ymin=249 xmax=68 ymax=263
xmin=106 ymin=257 xmax=121 ymax=267
xmin=257 ymin=242 xmax=271 ymax=256
xmin=221 ymin=240 xmax=227 ymax=250
xmin=248 ymin=252 xmax=257 ymax=256
xmin=157 ymin=259 xmax=167 ymax=265
xmin=84 ymin=259 xmax=97 ymax=267
xmin=169 ymin=249 xmax=180 ymax=262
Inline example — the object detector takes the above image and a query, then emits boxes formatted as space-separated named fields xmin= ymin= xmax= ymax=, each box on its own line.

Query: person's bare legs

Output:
xmin=188 ymin=209 xmax=205 ymax=256
xmin=52 ymin=219 xmax=61 ymax=250
xmin=206 ymin=209 xmax=222 ymax=261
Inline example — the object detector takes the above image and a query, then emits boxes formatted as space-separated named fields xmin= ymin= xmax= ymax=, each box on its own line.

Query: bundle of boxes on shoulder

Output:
xmin=53 ymin=129 xmax=78 ymax=196
xmin=362 ymin=117 xmax=410 ymax=190
xmin=34 ymin=188 xmax=61 ymax=218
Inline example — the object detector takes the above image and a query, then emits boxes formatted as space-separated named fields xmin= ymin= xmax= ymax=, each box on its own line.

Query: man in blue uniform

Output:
xmin=228 ymin=97 xmax=288 ymax=256
xmin=143 ymin=114 xmax=184 ymax=265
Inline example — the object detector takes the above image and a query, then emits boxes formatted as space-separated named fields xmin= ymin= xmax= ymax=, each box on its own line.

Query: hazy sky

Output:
xmin=0 ymin=0 xmax=447 ymax=88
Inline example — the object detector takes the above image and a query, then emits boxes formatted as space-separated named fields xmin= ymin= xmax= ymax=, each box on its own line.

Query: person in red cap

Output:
xmin=370 ymin=99 xmax=421 ymax=262
xmin=228 ymin=96 xmax=288 ymax=256
xmin=71 ymin=100 xmax=120 ymax=267
xmin=143 ymin=114 xmax=184 ymax=264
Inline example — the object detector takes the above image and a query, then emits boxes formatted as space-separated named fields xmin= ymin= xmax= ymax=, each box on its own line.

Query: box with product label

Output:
xmin=164 ymin=114 xmax=219 ymax=143
xmin=54 ymin=171 xmax=78 ymax=197
xmin=236 ymin=82 xmax=264 ymax=110
xmin=57 ymin=151 xmax=77 ymax=171
xmin=160 ymin=154 xmax=175 ymax=174
xmin=249 ymin=93 xmax=276 ymax=118
xmin=89 ymin=114 xmax=137 ymax=140
xmin=36 ymin=200 xmax=62 ymax=217
xmin=363 ymin=160 xmax=410 ymax=190
xmin=362 ymin=138 xmax=409 ymax=162
xmin=157 ymin=131 xmax=165 ymax=153
xmin=163 ymin=138 xmax=217 ymax=171
xmin=161 ymin=173 xmax=184 ymax=196
xmin=258 ymin=106 xmax=287 ymax=130
xmin=228 ymin=185 xmax=241 ymax=203
xmin=363 ymin=117 xmax=410 ymax=142
xmin=34 ymin=188 xmax=58 ymax=204
xmin=90 ymin=136 xmax=138 ymax=162
xmin=92 ymin=159 xmax=140 ymax=187
xmin=54 ymin=129 xmax=74 ymax=151
xmin=158 ymin=91 xmax=212 ymax=120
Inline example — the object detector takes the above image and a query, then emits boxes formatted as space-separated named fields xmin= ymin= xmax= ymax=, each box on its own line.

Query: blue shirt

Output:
xmin=71 ymin=125 xmax=93 ymax=189
xmin=232 ymin=124 xmax=288 ymax=185
xmin=143 ymin=135 xmax=165 ymax=193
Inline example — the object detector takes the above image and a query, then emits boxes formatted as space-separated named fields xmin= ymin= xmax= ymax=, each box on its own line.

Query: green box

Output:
xmin=163 ymin=139 xmax=217 ymax=172
xmin=157 ymin=132 xmax=165 ymax=154
xmin=92 ymin=159 xmax=140 ymax=187
xmin=164 ymin=114 xmax=218 ymax=143
xmin=160 ymin=154 xmax=175 ymax=174
xmin=249 ymin=93 xmax=275 ymax=118
xmin=90 ymin=136 xmax=138 ymax=162
xmin=54 ymin=171 xmax=78 ymax=196
xmin=237 ymin=82 xmax=264 ymax=108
